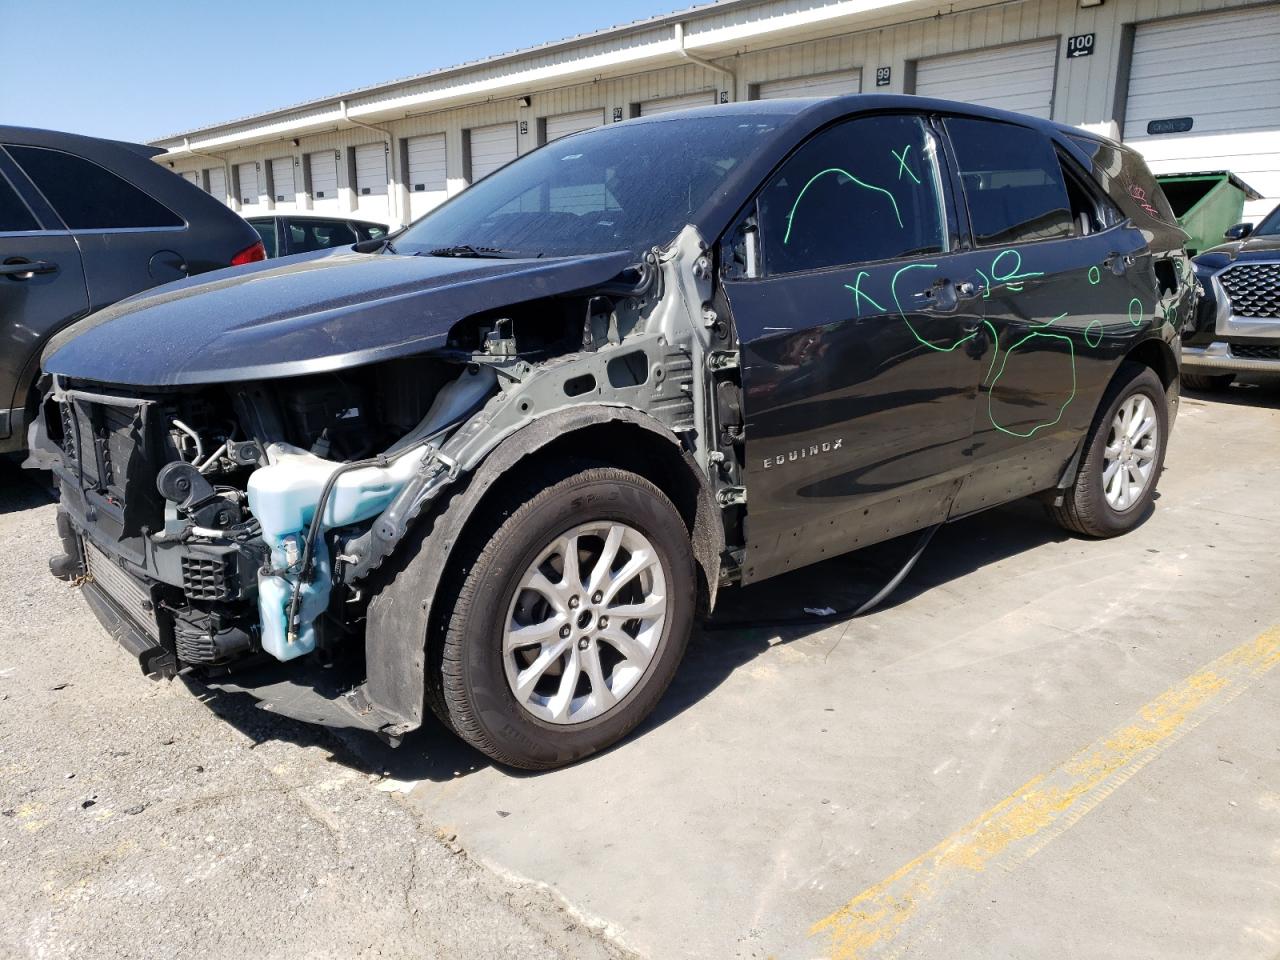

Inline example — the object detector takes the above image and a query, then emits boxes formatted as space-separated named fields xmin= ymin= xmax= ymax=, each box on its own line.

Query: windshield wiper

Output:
xmin=423 ymin=244 xmax=536 ymax=259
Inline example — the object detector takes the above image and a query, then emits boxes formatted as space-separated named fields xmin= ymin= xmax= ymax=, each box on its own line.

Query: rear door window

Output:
xmin=757 ymin=114 xmax=949 ymax=275
xmin=7 ymin=146 xmax=183 ymax=231
xmin=0 ymin=171 xmax=38 ymax=232
xmin=945 ymin=118 xmax=1072 ymax=245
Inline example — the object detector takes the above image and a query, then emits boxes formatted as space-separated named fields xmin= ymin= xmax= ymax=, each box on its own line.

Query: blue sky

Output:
xmin=0 ymin=0 xmax=680 ymax=143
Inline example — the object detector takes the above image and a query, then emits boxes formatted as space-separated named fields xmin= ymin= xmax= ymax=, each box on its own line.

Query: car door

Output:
xmin=0 ymin=153 xmax=88 ymax=448
xmin=4 ymin=144 xmax=188 ymax=313
xmin=722 ymin=112 xmax=991 ymax=584
xmin=940 ymin=117 xmax=1151 ymax=516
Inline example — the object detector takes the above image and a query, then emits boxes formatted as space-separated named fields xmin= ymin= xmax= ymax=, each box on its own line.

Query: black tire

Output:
xmin=1180 ymin=371 xmax=1234 ymax=393
xmin=434 ymin=464 xmax=695 ymax=770
xmin=1047 ymin=363 xmax=1169 ymax=538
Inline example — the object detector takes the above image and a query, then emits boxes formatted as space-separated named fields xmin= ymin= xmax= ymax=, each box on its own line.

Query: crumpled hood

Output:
xmin=44 ymin=248 xmax=635 ymax=387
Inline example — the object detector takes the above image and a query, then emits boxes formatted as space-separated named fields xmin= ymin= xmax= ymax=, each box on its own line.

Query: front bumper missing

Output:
xmin=80 ymin=576 xmax=177 ymax=678
xmin=49 ymin=511 xmax=177 ymax=678
xmin=1182 ymin=343 xmax=1280 ymax=375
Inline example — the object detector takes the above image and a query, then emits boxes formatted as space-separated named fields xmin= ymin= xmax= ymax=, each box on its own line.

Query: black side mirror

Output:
xmin=1223 ymin=222 xmax=1254 ymax=241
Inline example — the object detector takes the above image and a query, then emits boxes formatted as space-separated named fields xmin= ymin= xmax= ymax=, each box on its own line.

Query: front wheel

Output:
xmin=435 ymin=465 xmax=695 ymax=770
xmin=1047 ymin=363 xmax=1169 ymax=538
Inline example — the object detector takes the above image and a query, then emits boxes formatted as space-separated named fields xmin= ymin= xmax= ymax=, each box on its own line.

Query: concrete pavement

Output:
xmin=3 ymin=380 xmax=1278 ymax=959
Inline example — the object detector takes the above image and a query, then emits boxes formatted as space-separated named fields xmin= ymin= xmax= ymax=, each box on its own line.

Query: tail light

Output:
xmin=230 ymin=240 xmax=267 ymax=266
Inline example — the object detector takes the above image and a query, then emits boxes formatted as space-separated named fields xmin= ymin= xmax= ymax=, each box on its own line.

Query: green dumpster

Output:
xmin=1155 ymin=171 xmax=1263 ymax=255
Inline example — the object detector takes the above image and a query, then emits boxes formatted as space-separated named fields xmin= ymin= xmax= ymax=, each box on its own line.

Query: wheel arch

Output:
xmin=359 ymin=404 xmax=722 ymax=737
xmin=1123 ymin=335 xmax=1179 ymax=393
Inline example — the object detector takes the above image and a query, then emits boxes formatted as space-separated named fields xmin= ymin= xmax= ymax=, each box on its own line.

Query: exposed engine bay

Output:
xmin=33 ymin=227 xmax=740 ymax=735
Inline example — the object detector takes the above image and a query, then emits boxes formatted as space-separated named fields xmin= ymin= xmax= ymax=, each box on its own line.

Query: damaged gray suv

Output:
xmin=31 ymin=97 xmax=1191 ymax=769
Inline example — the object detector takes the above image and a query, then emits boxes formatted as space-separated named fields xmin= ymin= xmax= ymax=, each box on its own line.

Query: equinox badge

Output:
xmin=763 ymin=438 xmax=843 ymax=470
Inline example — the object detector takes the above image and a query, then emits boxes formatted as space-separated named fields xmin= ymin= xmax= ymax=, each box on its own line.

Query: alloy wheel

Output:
xmin=503 ymin=522 xmax=668 ymax=725
xmin=1103 ymin=393 xmax=1159 ymax=511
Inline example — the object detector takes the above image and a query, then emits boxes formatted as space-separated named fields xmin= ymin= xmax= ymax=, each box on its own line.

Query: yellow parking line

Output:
xmin=810 ymin=625 xmax=1280 ymax=960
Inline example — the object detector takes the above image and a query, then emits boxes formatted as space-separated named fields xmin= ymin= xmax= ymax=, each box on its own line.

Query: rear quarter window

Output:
xmin=7 ymin=145 xmax=183 ymax=231
xmin=1067 ymin=135 xmax=1182 ymax=235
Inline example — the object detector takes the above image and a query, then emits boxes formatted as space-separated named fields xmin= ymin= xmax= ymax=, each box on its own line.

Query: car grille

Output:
xmin=83 ymin=538 xmax=159 ymax=641
xmin=1220 ymin=262 xmax=1280 ymax=319
xmin=1231 ymin=343 xmax=1280 ymax=361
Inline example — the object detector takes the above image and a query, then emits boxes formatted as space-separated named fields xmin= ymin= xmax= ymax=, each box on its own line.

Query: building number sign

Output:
xmin=875 ymin=66 xmax=891 ymax=87
xmin=1066 ymin=33 xmax=1095 ymax=58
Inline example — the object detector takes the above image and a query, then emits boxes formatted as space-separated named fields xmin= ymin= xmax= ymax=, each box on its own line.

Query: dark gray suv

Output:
xmin=0 ymin=126 xmax=263 ymax=455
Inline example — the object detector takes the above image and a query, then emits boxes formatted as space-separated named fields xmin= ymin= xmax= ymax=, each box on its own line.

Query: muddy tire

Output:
xmin=433 ymin=464 xmax=694 ymax=770
xmin=1047 ymin=363 xmax=1169 ymax=538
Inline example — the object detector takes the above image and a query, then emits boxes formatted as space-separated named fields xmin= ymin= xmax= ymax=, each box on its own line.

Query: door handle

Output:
xmin=1103 ymin=252 xmax=1133 ymax=276
xmin=0 ymin=259 xmax=57 ymax=279
xmin=912 ymin=278 xmax=960 ymax=312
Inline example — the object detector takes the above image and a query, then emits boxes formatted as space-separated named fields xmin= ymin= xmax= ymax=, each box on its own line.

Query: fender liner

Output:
xmin=353 ymin=404 xmax=723 ymax=738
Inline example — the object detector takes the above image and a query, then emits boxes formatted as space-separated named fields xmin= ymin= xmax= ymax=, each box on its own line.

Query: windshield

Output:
xmin=395 ymin=115 xmax=786 ymax=258
xmin=1255 ymin=204 xmax=1280 ymax=237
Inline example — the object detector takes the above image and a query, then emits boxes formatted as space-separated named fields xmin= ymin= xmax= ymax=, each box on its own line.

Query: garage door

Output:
xmin=354 ymin=142 xmax=389 ymax=221
xmin=179 ymin=171 xmax=200 ymax=187
xmin=469 ymin=123 xmax=518 ymax=182
xmin=757 ymin=69 xmax=861 ymax=99
xmin=1124 ymin=7 xmax=1280 ymax=220
xmin=270 ymin=157 xmax=296 ymax=210
xmin=235 ymin=162 xmax=260 ymax=211
xmin=206 ymin=167 xmax=226 ymax=204
xmin=914 ymin=39 xmax=1057 ymax=118
xmin=307 ymin=151 xmax=339 ymax=211
xmin=638 ymin=91 xmax=716 ymax=116
xmin=405 ymin=133 xmax=447 ymax=222
xmin=544 ymin=109 xmax=604 ymax=143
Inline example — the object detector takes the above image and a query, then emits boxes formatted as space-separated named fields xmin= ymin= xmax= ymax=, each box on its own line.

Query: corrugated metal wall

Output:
xmin=167 ymin=0 xmax=1279 ymax=225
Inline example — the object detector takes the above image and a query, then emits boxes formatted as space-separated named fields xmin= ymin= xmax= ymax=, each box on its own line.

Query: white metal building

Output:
xmin=153 ymin=0 xmax=1280 ymax=228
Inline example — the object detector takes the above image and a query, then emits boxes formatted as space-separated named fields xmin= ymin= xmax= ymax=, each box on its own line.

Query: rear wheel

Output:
xmin=1180 ymin=371 xmax=1234 ymax=393
xmin=434 ymin=465 xmax=694 ymax=770
xmin=1048 ymin=363 xmax=1169 ymax=538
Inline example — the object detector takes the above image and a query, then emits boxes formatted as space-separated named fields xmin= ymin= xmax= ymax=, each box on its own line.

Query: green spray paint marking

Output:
xmin=975 ymin=267 xmax=993 ymax=299
xmin=1031 ymin=312 xmax=1068 ymax=329
xmin=987 ymin=329 xmax=1078 ymax=438
xmin=1128 ymin=297 xmax=1144 ymax=326
xmin=1088 ymin=264 xmax=1101 ymax=286
xmin=783 ymin=167 xmax=903 ymax=244
xmin=982 ymin=319 xmax=1001 ymax=384
xmin=891 ymin=145 xmax=921 ymax=184
xmin=838 ymin=254 xmax=1115 ymax=440
xmin=974 ymin=249 xmax=1043 ymax=300
xmin=888 ymin=263 xmax=980 ymax=352
xmin=990 ymin=249 xmax=1044 ymax=286
xmin=843 ymin=271 xmax=886 ymax=317
xmin=1084 ymin=319 xmax=1103 ymax=347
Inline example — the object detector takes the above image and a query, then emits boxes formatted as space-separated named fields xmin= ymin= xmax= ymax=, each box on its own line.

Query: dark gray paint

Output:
xmin=43 ymin=249 xmax=635 ymax=386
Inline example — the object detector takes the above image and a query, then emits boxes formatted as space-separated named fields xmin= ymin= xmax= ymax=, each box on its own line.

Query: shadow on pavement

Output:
xmin=189 ymin=497 xmax=1078 ymax=783
xmin=0 ymin=460 xmax=54 ymax=515
xmin=1182 ymin=376 xmax=1280 ymax=410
